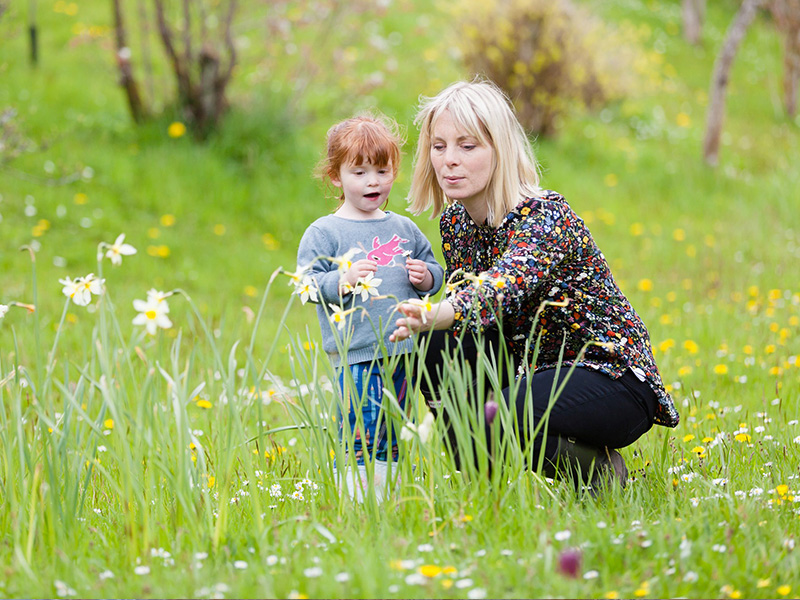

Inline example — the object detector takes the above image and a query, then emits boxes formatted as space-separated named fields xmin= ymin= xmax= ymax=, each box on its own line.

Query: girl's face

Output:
xmin=332 ymin=160 xmax=394 ymax=219
xmin=430 ymin=109 xmax=494 ymax=212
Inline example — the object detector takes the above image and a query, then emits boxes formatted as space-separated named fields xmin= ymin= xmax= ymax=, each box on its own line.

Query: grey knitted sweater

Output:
xmin=297 ymin=212 xmax=444 ymax=366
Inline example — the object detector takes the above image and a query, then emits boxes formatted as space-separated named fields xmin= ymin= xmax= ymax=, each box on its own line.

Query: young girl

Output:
xmin=296 ymin=113 xmax=444 ymax=467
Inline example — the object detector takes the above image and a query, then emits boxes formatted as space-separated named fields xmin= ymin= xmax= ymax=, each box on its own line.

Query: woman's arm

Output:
xmin=389 ymin=299 xmax=456 ymax=342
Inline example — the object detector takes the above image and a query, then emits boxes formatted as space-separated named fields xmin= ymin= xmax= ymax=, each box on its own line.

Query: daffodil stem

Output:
xmin=41 ymin=300 xmax=71 ymax=401
xmin=24 ymin=244 xmax=44 ymax=394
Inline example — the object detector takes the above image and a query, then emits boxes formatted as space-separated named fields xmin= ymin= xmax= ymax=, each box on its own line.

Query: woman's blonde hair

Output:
xmin=407 ymin=78 xmax=541 ymax=228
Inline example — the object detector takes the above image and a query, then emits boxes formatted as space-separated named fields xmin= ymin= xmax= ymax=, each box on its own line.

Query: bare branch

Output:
xmin=153 ymin=0 xmax=192 ymax=100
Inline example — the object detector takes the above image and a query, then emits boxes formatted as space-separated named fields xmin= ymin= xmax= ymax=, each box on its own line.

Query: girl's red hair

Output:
xmin=317 ymin=113 xmax=404 ymax=204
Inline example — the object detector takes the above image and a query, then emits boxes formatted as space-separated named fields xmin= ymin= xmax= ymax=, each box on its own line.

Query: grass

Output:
xmin=1 ymin=0 xmax=800 ymax=598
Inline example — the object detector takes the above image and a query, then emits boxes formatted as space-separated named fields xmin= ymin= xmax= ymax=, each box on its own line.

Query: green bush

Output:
xmin=453 ymin=0 xmax=642 ymax=136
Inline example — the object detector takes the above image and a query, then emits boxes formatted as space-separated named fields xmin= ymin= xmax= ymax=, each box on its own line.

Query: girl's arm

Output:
xmin=296 ymin=226 xmax=351 ymax=305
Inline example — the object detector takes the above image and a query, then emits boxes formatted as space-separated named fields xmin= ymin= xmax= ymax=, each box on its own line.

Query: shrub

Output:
xmin=453 ymin=0 xmax=640 ymax=136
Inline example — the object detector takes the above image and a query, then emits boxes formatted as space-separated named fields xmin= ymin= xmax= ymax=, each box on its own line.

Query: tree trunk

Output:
xmin=703 ymin=0 xmax=764 ymax=166
xmin=112 ymin=0 xmax=145 ymax=123
xmin=682 ymin=0 xmax=706 ymax=45
xmin=784 ymin=31 xmax=800 ymax=117
xmin=768 ymin=0 xmax=800 ymax=117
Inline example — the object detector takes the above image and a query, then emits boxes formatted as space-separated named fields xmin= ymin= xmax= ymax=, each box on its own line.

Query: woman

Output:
xmin=390 ymin=79 xmax=679 ymax=491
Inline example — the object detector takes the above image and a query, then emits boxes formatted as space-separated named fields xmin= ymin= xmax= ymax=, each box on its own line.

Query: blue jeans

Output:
xmin=337 ymin=360 xmax=408 ymax=464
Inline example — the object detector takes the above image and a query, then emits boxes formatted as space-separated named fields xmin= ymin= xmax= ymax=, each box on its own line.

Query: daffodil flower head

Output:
xmin=332 ymin=248 xmax=358 ymax=273
xmin=59 ymin=274 xmax=104 ymax=306
xmin=81 ymin=273 xmax=105 ymax=296
xmin=132 ymin=295 xmax=173 ymax=335
xmin=59 ymin=276 xmax=83 ymax=304
xmin=146 ymin=288 xmax=172 ymax=304
xmin=400 ymin=412 xmax=435 ymax=444
xmin=406 ymin=294 xmax=433 ymax=325
xmin=354 ymin=273 xmax=382 ymax=302
xmin=295 ymin=276 xmax=319 ymax=304
xmin=284 ymin=264 xmax=310 ymax=286
xmin=327 ymin=303 xmax=356 ymax=330
xmin=104 ymin=233 xmax=137 ymax=266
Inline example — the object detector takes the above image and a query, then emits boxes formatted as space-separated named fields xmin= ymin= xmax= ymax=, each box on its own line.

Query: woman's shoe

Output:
xmin=544 ymin=437 xmax=628 ymax=494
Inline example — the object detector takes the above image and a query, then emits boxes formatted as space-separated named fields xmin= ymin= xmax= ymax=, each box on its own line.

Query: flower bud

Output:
xmin=484 ymin=400 xmax=499 ymax=425
xmin=557 ymin=548 xmax=582 ymax=578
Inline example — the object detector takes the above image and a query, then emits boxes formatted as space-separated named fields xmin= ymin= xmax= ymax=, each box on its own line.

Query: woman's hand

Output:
xmin=389 ymin=299 xmax=456 ymax=342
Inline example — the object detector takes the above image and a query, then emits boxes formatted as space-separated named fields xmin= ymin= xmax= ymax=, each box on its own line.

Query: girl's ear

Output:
xmin=330 ymin=176 xmax=342 ymax=188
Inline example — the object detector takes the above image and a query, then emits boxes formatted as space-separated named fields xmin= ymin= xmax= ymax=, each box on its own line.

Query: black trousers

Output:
xmin=417 ymin=328 xmax=658 ymax=468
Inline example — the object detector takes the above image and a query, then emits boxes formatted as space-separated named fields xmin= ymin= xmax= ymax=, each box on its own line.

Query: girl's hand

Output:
xmin=342 ymin=259 xmax=378 ymax=287
xmin=406 ymin=257 xmax=433 ymax=291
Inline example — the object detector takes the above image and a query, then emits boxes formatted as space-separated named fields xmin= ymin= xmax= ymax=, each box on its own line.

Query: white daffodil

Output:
xmin=0 ymin=304 xmax=8 ymax=319
xmin=400 ymin=412 xmax=435 ymax=444
xmin=354 ymin=272 xmax=382 ymax=302
xmin=78 ymin=273 xmax=105 ymax=304
xmin=132 ymin=296 xmax=172 ymax=335
xmin=146 ymin=288 xmax=171 ymax=303
xmin=105 ymin=233 xmax=137 ymax=265
xmin=331 ymin=248 xmax=358 ymax=273
xmin=59 ymin=274 xmax=104 ymax=306
xmin=417 ymin=412 xmax=435 ymax=443
xmin=284 ymin=264 xmax=310 ymax=287
xmin=400 ymin=422 xmax=416 ymax=442
xmin=327 ymin=303 xmax=356 ymax=331
xmin=492 ymin=275 xmax=512 ymax=289
xmin=466 ymin=272 xmax=490 ymax=286
xmin=406 ymin=294 xmax=433 ymax=325
xmin=295 ymin=276 xmax=319 ymax=304
xmin=59 ymin=276 xmax=84 ymax=304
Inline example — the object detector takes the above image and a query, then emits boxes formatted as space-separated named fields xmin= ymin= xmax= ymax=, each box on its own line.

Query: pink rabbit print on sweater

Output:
xmin=366 ymin=235 xmax=409 ymax=266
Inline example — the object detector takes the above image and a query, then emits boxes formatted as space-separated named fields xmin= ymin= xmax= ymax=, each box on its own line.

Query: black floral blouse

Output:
xmin=441 ymin=190 xmax=679 ymax=428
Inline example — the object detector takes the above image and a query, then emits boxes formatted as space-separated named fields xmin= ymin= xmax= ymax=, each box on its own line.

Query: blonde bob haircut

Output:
xmin=407 ymin=78 xmax=541 ymax=229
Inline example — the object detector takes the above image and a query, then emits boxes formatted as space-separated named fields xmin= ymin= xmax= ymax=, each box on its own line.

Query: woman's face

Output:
xmin=430 ymin=110 xmax=494 ymax=212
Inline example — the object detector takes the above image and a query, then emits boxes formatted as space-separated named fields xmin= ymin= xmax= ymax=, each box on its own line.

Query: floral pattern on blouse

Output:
xmin=441 ymin=190 xmax=679 ymax=428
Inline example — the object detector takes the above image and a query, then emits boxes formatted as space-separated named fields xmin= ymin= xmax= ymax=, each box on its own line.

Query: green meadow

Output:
xmin=1 ymin=0 xmax=799 ymax=598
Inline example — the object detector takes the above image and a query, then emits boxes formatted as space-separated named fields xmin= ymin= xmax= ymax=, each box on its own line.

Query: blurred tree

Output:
xmin=28 ymin=0 xmax=38 ymax=65
xmin=703 ymin=0 xmax=765 ymax=166
xmin=768 ymin=0 xmax=800 ymax=118
xmin=112 ymin=0 xmax=237 ymax=138
xmin=682 ymin=0 xmax=706 ymax=45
